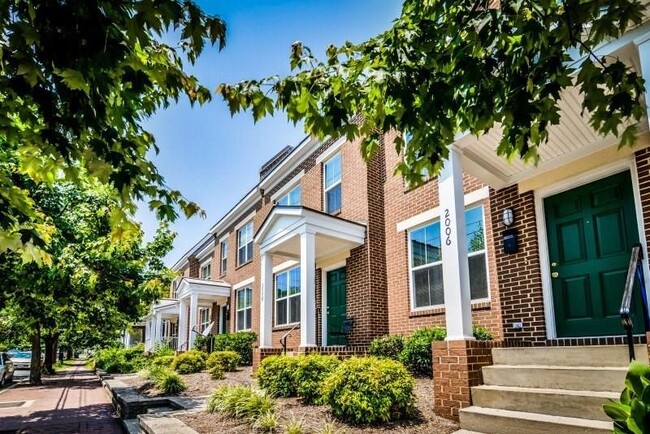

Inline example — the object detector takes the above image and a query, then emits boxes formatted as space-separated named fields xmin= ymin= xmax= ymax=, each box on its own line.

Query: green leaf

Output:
xmin=54 ymin=68 xmax=90 ymax=94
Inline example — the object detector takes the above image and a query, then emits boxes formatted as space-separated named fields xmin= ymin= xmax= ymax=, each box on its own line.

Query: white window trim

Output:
xmin=236 ymin=287 xmax=253 ymax=331
xmin=237 ymin=221 xmax=254 ymax=266
xmin=234 ymin=211 xmax=256 ymax=231
xmin=274 ymin=266 xmax=301 ymax=327
xmin=323 ymin=153 xmax=342 ymax=214
xmin=407 ymin=204 xmax=491 ymax=312
xmin=271 ymin=172 xmax=305 ymax=202
xmin=315 ymin=136 xmax=346 ymax=164
xmin=397 ymin=187 xmax=489 ymax=232
xmin=276 ymin=184 xmax=302 ymax=206
xmin=220 ymin=239 xmax=228 ymax=275
xmin=200 ymin=259 xmax=212 ymax=280
xmin=233 ymin=276 xmax=255 ymax=290
xmin=198 ymin=307 xmax=211 ymax=333
xmin=273 ymin=260 xmax=299 ymax=274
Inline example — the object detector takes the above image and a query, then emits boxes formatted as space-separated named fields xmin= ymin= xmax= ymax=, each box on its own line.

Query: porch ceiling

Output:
xmin=176 ymin=277 xmax=231 ymax=303
xmin=255 ymin=206 xmax=366 ymax=261
xmin=456 ymin=41 xmax=649 ymax=189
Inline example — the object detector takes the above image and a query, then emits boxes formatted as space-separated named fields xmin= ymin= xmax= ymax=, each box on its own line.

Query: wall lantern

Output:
xmin=502 ymin=208 xmax=515 ymax=227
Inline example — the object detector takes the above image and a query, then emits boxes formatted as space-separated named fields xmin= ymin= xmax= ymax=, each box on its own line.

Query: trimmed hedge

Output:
xmin=399 ymin=327 xmax=446 ymax=377
xmin=150 ymin=355 xmax=175 ymax=368
xmin=94 ymin=345 xmax=148 ymax=374
xmin=322 ymin=356 xmax=415 ymax=424
xmin=255 ymin=355 xmax=300 ymax=397
xmin=368 ymin=334 xmax=405 ymax=359
xmin=212 ymin=332 xmax=257 ymax=365
xmin=207 ymin=351 xmax=241 ymax=372
xmin=172 ymin=351 xmax=206 ymax=374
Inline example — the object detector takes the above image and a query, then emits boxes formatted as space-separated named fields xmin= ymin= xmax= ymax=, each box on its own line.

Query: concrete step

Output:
xmin=471 ymin=385 xmax=617 ymax=421
xmin=482 ymin=365 xmax=627 ymax=392
xmin=492 ymin=345 xmax=646 ymax=367
xmin=459 ymin=406 xmax=612 ymax=434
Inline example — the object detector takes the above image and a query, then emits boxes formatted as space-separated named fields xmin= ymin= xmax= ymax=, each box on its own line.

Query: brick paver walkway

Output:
xmin=0 ymin=360 xmax=123 ymax=434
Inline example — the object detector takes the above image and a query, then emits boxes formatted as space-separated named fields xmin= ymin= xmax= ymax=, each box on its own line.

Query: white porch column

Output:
xmin=154 ymin=313 xmax=162 ymax=348
xmin=300 ymin=231 xmax=317 ymax=347
xmin=636 ymin=34 xmax=650 ymax=126
xmin=178 ymin=299 xmax=188 ymax=350
xmin=260 ymin=252 xmax=274 ymax=348
xmin=188 ymin=293 xmax=199 ymax=349
xmin=438 ymin=146 xmax=474 ymax=340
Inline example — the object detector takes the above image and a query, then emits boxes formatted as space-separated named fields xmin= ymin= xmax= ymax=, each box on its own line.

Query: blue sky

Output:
xmin=137 ymin=1 xmax=402 ymax=264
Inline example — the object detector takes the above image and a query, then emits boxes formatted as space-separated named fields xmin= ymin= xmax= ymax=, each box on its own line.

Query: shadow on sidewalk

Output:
xmin=0 ymin=403 xmax=122 ymax=433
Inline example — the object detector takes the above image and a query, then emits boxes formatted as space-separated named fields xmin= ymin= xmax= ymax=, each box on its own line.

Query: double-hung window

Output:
xmin=220 ymin=239 xmax=228 ymax=275
xmin=200 ymin=261 xmax=211 ymax=280
xmin=198 ymin=307 xmax=211 ymax=333
xmin=408 ymin=205 xmax=489 ymax=309
xmin=324 ymin=153 xmax=342 ymax=214
xmin=277 ymin=185 xmax=301 ymax=206
xmin=275 ymin=267 xmax=301 ymax=326
xmin=236 ymin=287 xmax=252 ymax=331
xmin=237 ymin=222 xmax=253 ymax=266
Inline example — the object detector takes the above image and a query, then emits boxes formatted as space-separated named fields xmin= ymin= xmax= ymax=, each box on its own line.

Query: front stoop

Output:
xmin=456 ymin=344 xmax=647 ymax=434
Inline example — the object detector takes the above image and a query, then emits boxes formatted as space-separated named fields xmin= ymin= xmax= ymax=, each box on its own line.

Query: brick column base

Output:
xmin=433 ymin=339 xmax=500 ymax=420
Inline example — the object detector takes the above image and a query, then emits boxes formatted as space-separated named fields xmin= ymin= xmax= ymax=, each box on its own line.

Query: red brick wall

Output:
xmin=383 ymin=131 xmax=503 ymax=338
xmin=188 ymin=256 xmax=200 ymax=278
xmin=635 ymin=148 xmax=650 ymax=258
xmin=489 ymin=186 xmax=546 ymax=343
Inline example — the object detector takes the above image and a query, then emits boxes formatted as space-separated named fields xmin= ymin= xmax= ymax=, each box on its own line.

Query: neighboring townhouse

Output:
xmin=140 ymin=15 xmax=650 ymax=431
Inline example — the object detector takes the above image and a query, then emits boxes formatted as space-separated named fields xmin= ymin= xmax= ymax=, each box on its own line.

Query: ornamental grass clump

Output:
xmin=206 ymin=350 xmax=241 ymax=372
xmin=207 ymin=385 xmax=275 ymax=422
xmin=322 ymin=356 xmax=415 ymax=424
xmin=155 ymin=369 xmax=186 ymax=394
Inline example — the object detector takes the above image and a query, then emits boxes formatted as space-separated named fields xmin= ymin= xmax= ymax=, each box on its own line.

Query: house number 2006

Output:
xmin=444 ymin=209 xmax=452 ymax=246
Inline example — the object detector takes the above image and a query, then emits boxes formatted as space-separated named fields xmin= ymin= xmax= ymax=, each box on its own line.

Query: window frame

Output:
xmin=237 ymin=221 xmax=254 ymax=266
xmin=323 ymin=153 xmax=342 ymax=214
xmin=200 ymin=259 xmax=212 ymax=280
xmin=276 ymin=184 xmax=301 ymax=207
xmin=220 ymin=239 xmax=228 ymax=275
xmin=236 ymin=287 xmax=253 ymax=331
xmin=407 ymin=204 xmax=490 ymax=312
xmin=198 ymin=307 xmax=211 ymax=333
xmin=274 ymin=266 xmax=301 ymax=327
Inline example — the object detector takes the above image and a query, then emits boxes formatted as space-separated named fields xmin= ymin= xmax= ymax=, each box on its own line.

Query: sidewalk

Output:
xmin=0 ymin=360 xmax=123 ymax=433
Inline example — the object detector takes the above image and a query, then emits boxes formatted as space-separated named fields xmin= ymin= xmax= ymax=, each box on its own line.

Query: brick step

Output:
xmin=471 ymin=385 xmax=616 ymax=421
xmin=459 ymin=406 xmax=612 ymax=434
xmin=491 ymin=345 xmax=645 ymax=367
xmin=482 ymin=364 xmax=627 ymax=392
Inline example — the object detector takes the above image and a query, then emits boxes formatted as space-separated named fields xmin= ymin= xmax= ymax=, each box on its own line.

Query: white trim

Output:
xmin=534 ymin=157 xmax=650 ymax=339
xmin=274 ymin=266 xmax=301 ymax=327
xmin=323 ymin=152 xmax=343 ymax=214
xmin=321 ymin=261 xmax=347 ymax=347
xmin=271 ymin=172 xmax=305 ymax=202
xmin=233 ymin=276 xmax=255 ymax=290
xmin=315 ymin=136 xmax=346 ymax=164
xmin=200 ymin=260 xmax=212 ymax=280
xmin=234 ymin=212 xmax=256 ymax=231
xmin=396 ymin=187 xmax=489 ymax=232
xmin=273 ymin=260 xmax=299 ymax=274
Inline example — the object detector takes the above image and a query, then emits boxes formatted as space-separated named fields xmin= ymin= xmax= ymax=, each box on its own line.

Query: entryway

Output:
xmin=544 ymin=170 xmax=644 ymax=337
xmin=326 ymin=267 xmax=347 ymax=345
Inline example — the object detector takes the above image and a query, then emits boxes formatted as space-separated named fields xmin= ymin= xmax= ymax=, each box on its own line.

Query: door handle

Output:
xmin=551 ymin=272 xmax=559 ymax=278
xmin=551 ymin=262 xmax=557 ymax=267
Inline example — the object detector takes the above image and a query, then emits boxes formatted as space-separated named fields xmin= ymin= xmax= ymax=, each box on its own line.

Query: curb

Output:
xmin=0 ymin=378 xmax=29 ymax=396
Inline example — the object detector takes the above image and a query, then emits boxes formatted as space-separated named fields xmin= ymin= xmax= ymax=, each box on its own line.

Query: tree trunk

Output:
xmin=65 ymin=347 xmax=73 ymax=360
xmin=43 ymin=333 xmax=58 ymax=374
xmin=29 ymin=326 xmax=42 ymax=385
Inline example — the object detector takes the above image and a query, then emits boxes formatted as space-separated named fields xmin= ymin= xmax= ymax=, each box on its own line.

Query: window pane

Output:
xmin=289 ymin=268 xmax=300 ymax=295
xmin=413 ymin=268 xmax=431 ymax=308
xmin=237 ymin=290 xmax=245 ymax=309
xmin=245 ymin=288 xmax=252 ymax=308
xmin=276 ymin=299 xmax=287 ymax=325
xmin=245 ymin=308 xmax=251 ymax=330
xmin=289 ymin=295 xmax=300 ymax=323
xmin=411 ymin=228 xmax=426 ymax=267
xmin=424 ymin=223 xmax=441 ymax=263
xmin=289 ymin=186 xmax=301 ymax=205
xmin=326 ymin=184 xmax=342 ymax=213
xmin=429 ymin=265 xmax=445 ymax=305
xmin=324 ymin=154 xmax=341 ymax=189
xmin=246 ymin=242 xmax=253 ymax=262
xmin=466 ymin=206 xmax=485 ymax=253
xmin=276 ymin=273 xmax=287 ymax=298
xmin=237 ymin=310 xmax=245 ymax=331
xmin=469 ymin=254 xmax=488 ymax=300
xmin=238 ymin=247 xmax=246 ymax=265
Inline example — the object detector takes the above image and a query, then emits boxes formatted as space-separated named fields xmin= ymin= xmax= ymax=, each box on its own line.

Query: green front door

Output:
xmin=327 ymin=267 xmax=347 ymax=345
xmin=545 ymin=171 xmax=643 ymax=337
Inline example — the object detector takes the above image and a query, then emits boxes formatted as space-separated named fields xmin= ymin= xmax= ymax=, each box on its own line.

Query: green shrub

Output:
xmin=207 ymin=385 xmax=275 ymax=421
xmin=150 ymin=355 xmax=175 ymax=368
xmin=152 ymin=343 xmax=175 ymax=358
xmin=472 ymin=325 xmax=494 ymax=341
xmin=156 ymin=370 xmax=186 ymax=394
xmin=207 ymin=351 xmax=241 ymax=372
xmin=368 ymin=334 xmax=405 ymax=360
xmin=94 ymin=346 xmax=148 ymax=374
xmin=193 ymin=334 xmax=211 ymax=352
xmin=322 ymin=356 xmax=415 ymax=424
xmin=293 ymin=354 xmax=340 ymax=404
xmin=172 ymin=351 xmax=206 ymax=374
xmin=255 ymin=355 xmax=300 ymax=397
xmin=213 ymin=332 xmax=257 ymax=365
xmin=399 ymin=327 xmax=446 ymax=377
xmin=209 ymin=364 xmax=225 ymax=380
xmin=604 ymin=361 xmax=650 ymax=433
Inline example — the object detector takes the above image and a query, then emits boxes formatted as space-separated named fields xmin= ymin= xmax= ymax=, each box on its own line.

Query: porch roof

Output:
xmin=254 ymin=206 xmax=366 ymax=261
xmin=456 ymin=35 xmax=650 ymax=190
xmin=175 ymin=277 xmax=231 ymax=303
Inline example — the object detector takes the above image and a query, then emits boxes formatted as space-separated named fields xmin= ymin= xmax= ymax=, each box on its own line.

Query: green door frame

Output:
xmin=537 ymin=165 xmax=649 ymax=339
xmin=324 ymin=266 xmax=347 ymax=346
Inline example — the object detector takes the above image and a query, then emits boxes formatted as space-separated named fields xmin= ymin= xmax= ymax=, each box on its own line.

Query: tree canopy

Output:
xmin=217 ymin=0 xmax=647 ymax=186
xmin=0 ymin=0 xmax=225 ymax=263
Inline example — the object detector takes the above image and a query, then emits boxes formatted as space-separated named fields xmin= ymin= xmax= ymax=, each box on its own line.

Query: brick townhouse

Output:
xmin=138 ymin=17 xmax=650 ymax=431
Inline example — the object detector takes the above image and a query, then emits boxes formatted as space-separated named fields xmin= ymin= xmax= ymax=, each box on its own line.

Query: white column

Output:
xmin=154 ymin=313 xmax=162 ymax=348
xmin=438 ymin=146 xmax=474 ymax=340
xmin=636 ymin=35 xmax=650 ymax=126
xmin=178 ymin=299 xmax=187 ymax=350
xmin=300 ymin=231 xmax=317 ymax=347
xmin=188 ymin=293 xmax=199 ymax=349
xmin=260 ymin=253 xmax=274 ymax=348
